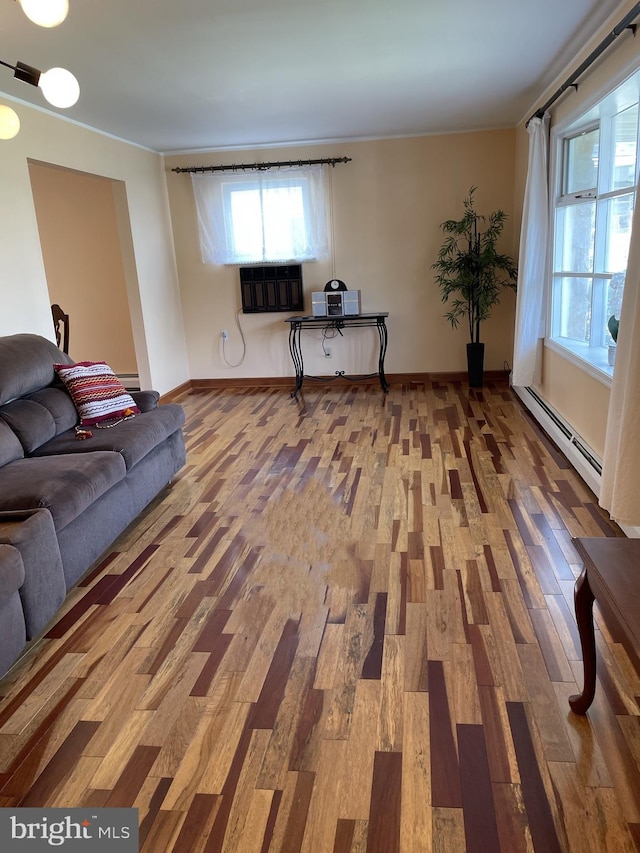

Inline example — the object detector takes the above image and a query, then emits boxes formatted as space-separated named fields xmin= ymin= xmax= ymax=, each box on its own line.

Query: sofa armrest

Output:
xmin=0 ymin=508 xmax=66 ymax=638
xmin=130 ymin=390 xmax=160 ymax=412
xmin=0 ymin=543 xmax=24 ymax=603
xmin=0 ymin=543 xmax=27 ymax=678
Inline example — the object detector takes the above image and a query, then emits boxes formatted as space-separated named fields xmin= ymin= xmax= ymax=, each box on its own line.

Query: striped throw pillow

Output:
xmin=54 ymin=361 xmax=140 ymax=426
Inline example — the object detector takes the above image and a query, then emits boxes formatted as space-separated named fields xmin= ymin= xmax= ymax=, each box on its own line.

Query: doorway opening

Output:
xmin=28 ymin=160 xmax=141 ymax=389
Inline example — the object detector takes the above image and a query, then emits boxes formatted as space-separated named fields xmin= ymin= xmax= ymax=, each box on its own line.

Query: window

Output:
xmin=191 ymin=166 xmax=329 ymax=265
xmin=550 ymin=73 xmax=640 ymax=377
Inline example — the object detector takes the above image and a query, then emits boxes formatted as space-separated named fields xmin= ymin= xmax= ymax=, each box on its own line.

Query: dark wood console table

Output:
xmin=284 ymin=313 xmax=389 ymax=398
xmin=569 ymin=537 xmax=640 ymax=714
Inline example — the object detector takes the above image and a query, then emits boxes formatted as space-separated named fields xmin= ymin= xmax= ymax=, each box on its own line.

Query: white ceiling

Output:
xmin=0 ymin=0 xmax=630 ymax=153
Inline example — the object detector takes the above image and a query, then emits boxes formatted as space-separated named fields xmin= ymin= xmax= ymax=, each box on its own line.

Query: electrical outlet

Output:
xmin=324 ymin=347 xmax=332 ymax=358
xmin=220 ymin=330 xmax=229 ymax=341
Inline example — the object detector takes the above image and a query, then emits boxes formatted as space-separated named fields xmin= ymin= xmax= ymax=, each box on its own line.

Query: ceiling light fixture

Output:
xmin=1 ymin=0 xmax=76 ymax=138
xmin=16 ymin=0 xmax=69 ymax=28
xmin=0 ymin=103 xmax=20 ymax=138
xmin=1 ymin=59 xmax=79 ymax=108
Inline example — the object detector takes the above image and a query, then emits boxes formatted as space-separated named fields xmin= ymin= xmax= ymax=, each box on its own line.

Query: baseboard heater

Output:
xmin=524 ymin=387 xmax=602 ymax=476
xmin=517 ymin=386 xmax=640 ymax=539
xmin=514 ymin=385 xmax=602 ymax=499
xmin=118 ymin=374 xmax=140 ymax=391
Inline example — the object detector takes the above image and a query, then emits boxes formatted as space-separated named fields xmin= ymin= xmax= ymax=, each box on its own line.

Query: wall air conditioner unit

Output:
xmin=240 ymin=265 xmax=303 ymax=313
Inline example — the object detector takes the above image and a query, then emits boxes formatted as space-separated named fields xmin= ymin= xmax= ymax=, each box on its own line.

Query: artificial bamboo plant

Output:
xmin=433 ymin=187 xmax=518 ymax=346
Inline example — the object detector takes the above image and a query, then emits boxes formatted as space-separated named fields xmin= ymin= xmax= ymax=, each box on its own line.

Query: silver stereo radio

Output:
xmin=311 ymin=290 xmax=361 ymax=317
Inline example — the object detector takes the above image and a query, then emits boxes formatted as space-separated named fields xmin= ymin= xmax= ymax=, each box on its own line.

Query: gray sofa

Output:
xmin=0 ymin=333 xmax=186 ymax=677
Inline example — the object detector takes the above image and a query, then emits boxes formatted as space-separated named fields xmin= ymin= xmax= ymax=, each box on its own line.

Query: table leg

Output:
xmin=377 ymin=319 xmax=389 ymax=392
xmin=569 ymin=565 xmax=597 ymax=715
xmin=288 ymin=323 xmax=304 ymax=398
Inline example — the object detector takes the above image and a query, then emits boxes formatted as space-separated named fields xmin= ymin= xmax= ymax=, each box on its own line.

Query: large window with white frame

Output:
xmin=550 ymin=71 xmax=640 ymax=376
xmin=191 ymin=165 xmax=330 ymax=266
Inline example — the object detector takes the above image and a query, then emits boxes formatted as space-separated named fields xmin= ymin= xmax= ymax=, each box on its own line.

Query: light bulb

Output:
xmin=0 ymin=105 xmax=20 ymax=139
xmin=39 ymin=67 xmax=79 ymax=108
xmin=18 ymin=0 xmax=69 ymax=28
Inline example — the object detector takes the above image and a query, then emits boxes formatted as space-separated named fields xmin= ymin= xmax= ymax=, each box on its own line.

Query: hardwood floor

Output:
xmin=1 ymin=380 xmax=639 ymax=852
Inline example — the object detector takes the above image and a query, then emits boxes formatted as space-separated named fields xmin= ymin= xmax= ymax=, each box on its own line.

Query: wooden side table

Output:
xmin=569 ymin=537 xmax=640 ymax=714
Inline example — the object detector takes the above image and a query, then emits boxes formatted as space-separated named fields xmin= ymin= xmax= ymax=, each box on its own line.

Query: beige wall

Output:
xmin=165 ymin=130 xmax=517 ymax=380
xmin=542 ymin=349 xmax=611 ymax=455
xmin=0 ymin=99 xmax=189 ymax=395
xmin=28 ymin=162 xmax=138 ymax=375
xmin=514 ymin=0 xmax=640 ymax=459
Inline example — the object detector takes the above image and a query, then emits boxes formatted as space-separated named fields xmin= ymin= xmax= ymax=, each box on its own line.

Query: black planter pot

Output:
xmin=466 ymin=342 xmax=485 ymax=388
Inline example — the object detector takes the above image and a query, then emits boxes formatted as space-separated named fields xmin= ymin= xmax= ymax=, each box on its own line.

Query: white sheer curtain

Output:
xmin=191 ymin=165 xmax=329 ymax=265
xmin=511 ymin=114 xmax=550 ymax=387
xmin=600 ymin=186 xmax=640 ymax=525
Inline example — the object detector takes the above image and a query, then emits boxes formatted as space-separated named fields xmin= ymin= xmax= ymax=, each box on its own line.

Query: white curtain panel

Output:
xmin=511 ymin=114 xmax=550 ymax=387
xmin=191 ymin=165 xmax=329 ymax=265
xmin=600 ymin=187 xmax=640 ymax=525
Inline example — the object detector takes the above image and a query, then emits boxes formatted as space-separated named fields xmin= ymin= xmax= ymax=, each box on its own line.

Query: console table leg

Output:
xmin=569 ymin=565 xmax=597 ymax=715
xmin=289 ymin=324 xmax=304 ymax=398
xmin=377 ymin=320 xmax=389 ymax=392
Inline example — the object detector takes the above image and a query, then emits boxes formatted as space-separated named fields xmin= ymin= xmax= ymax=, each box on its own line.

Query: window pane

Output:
xmin=611 ymin=104 xmax=638 ymax=191
xmin=262 ymin=185 xmax=305 ymax=261
xmin=556 ymin=276 xmax=592 ymax=342
xmin=606 ymin=271 xmax=625 ymax=343
xmin=230 ymin=189 xmax=263 ymax=258
xmin=228 ymin=181 xmax=310 ymax=262
xmin=554 ymin=201 xmax=595 ymax=272
xmin=550 ymin=73 xmax=640 ymax=368
xmin=193 ymin=166 xmax=327 ymax=264
xmin=563 ymin=128 xmax=599 ymax=194
xmin=602 ymin=192 xmax=634 ymax=273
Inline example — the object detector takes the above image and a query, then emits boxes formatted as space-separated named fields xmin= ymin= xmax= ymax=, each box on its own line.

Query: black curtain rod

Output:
xmin=172 ymin=156 xmax=352 ymax=174
xmin=528 ymin=2 xmax=640 ymax=125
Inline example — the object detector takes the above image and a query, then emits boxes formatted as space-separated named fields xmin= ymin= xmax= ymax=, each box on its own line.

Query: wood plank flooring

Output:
xmin=1 ymin=380 xmax=639 ymax=852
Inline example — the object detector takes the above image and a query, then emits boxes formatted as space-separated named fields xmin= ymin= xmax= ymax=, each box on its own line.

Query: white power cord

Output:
xmin=321 ymin=325 xmax=340 ymax=356
xmin=220 ymin=309 xmax=247 ymax=368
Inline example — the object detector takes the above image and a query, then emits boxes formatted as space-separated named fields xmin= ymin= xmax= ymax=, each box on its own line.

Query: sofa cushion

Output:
xmin=54 ymin=361 xmax=140 ymax=426
xmin=0 ymin=420 xmax=24 ymax=467
xmin=0 ymin=452 xmax=127 ymax=530
xmin=0 ymin=334 xmax=72 ymax=406
xmin=0 ymin=389 xmax=79 ymax=454
xmin=0 ymin=399 xmax=57 ymax=453
xmin=26 ymin=387 xmax=79 ymax=433
xmin=31 ymin=403 xmax=186 ymax=470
